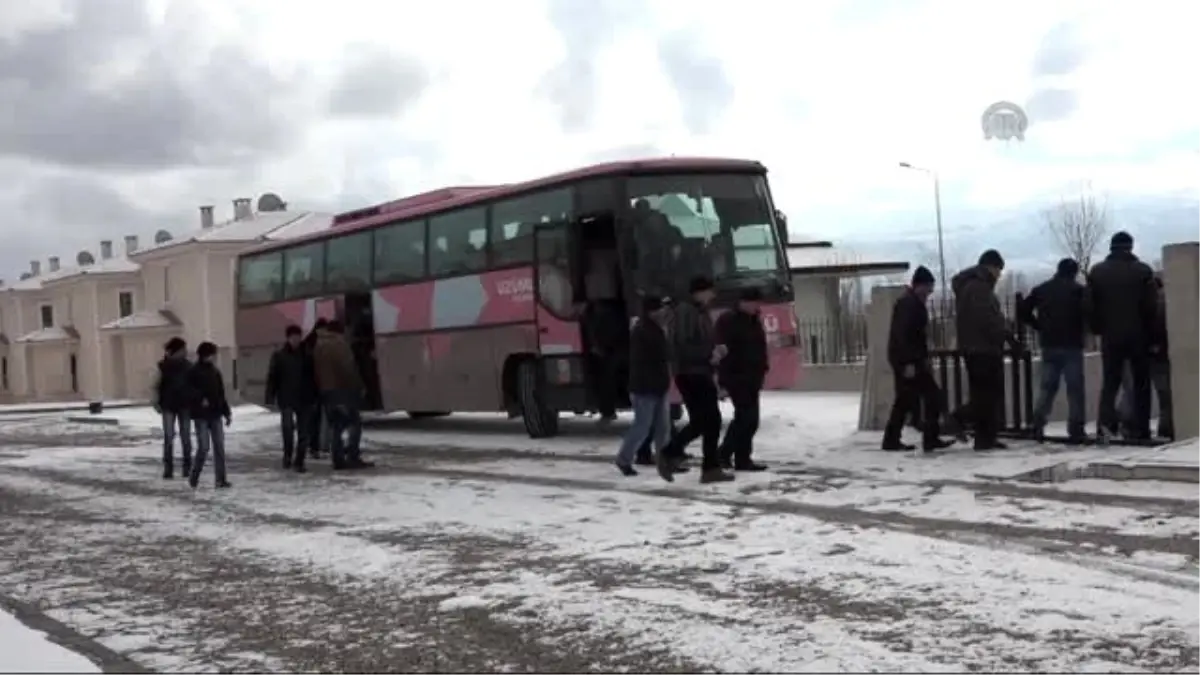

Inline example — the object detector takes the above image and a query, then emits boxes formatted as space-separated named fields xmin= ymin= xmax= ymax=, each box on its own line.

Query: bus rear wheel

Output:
xmin=407 ymin=411 xmax=450 ymax=419
xmin=517 ymin=360 xmax=559 ymax=439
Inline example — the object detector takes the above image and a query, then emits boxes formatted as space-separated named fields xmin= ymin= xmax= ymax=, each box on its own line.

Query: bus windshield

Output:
xmin=626 ymin=172 xmax=786 ymax=299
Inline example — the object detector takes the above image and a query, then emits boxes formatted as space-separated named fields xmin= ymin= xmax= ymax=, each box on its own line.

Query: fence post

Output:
xmin=857 ymin=285 xmax=906 ymax=431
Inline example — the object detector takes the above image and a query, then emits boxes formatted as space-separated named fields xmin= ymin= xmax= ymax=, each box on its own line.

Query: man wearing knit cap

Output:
xmin=1018 ymin=258 xmax=1089 ymax=442
xmin=1086 ymin=230 xmax=1158 ymax=440
xmin=951 ymin=249 xmax=1011 ymax=450
xmin=882 ymin=266 xmax=954 ymax=452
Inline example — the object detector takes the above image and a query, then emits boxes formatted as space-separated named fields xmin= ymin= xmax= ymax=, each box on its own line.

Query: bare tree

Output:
xmin=1044 ymin=184 xmax=1110 ymax=271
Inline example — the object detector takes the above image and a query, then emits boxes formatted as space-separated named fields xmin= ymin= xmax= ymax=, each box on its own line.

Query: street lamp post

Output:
xmin=899 ymin=162 xmax=948 ymax=295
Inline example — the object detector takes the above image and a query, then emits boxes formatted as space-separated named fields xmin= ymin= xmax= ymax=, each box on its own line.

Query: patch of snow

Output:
xmin=0 ymin=608 xmax=100 ymax=673
xmin=71 ymin=405 xmax=280 ymax=434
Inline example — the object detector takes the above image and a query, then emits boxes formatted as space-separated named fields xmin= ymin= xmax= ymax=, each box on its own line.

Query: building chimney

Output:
xmin=233 ymin=197 xmax=253 ymax=221
xmin=100 ymin=240 xmax=113 ymax=259
xmin=30 ymin=260 xmax=41 ymax=276
xmin=48 ymin=256 xmax=60 ymax=272
xmin=200 ymin=205 xmax=215 ymax=229
xmin=124 ymin=235 xmax=139 ymax=256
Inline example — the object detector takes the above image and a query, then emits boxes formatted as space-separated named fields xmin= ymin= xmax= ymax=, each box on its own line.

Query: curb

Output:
xmin=0 ymin=594 xmax=149 ymax=674
xmin=65 ymin=417 xmax=123 ymax=426
xmin=0 ymin=402 xmax=143 ymax=418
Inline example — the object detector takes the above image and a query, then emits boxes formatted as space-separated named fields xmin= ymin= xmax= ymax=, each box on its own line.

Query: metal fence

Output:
xmin=797 ymin=293 xmax=1100 ymax=366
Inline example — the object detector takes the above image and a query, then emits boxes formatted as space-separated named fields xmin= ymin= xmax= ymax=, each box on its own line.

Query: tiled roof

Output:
xmin=16 ymin=326 xmax=81 ymax=343
xmin=100 ymin=309 xmax=182 ymax=331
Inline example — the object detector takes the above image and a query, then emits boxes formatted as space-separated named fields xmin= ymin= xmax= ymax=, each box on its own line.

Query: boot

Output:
xmin=162 ymin=465 xmax=173 ymax=480
xmin=881 ymin=440 xmax=915 ymax=451
xmin=700 ymin=468 xmax=735 ymax=484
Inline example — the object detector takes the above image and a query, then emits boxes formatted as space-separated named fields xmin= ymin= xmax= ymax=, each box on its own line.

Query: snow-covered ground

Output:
xmin=0 ymin=608 xmax=99 ymax=673
xmin=0 ymin=392 xmax=1195 ymax=672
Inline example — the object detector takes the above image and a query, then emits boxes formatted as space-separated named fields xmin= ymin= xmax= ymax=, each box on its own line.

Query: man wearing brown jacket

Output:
xmin=312 ymin=320 xmax=372 ymax=469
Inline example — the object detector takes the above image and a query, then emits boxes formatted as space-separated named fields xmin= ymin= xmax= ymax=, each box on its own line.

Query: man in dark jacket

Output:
xmin=303 ymin=319 xmax=329 ymax=459
xmin=1087 ymin=231 xmax=1158 ymax=440
xmin=153 ymin=337 xmax=193 ymax=479
xmin=715 ymin=287 xmax=770 ymax=471
xmin=1019 ymin=258 xmax=1089 ymax=442
xmin=614 ymin=297 xmax=673 ymax=476
xmin=187 ymin=341 xmax=232 ymax=490
xmin=883 ymin=266 xmax=953 ymax=452
xmin=656 ymin=276 xmax=733 ymax=484
xmin=952 ymin=250 xmax=1010 ymax=450
xmin=1119 ymin=273 xmax=1173 ymax=439
xmin=313 ymin=320 xmax=372 ymax=470
xmin=265 ymin=324 xmax=315 ymax=472
xmin=581 ymin=298 xmax=626 ymax=422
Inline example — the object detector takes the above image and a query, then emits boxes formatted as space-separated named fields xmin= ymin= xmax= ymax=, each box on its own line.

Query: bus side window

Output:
xmin=325 ymin=231 xmax=372 ymax=293
xmin=491 ymin=188 xmax=571 ymax=268
xmin=373 ymin=220 xmax=427 ymax=285
xmin=429 ymin=207 xmax=487 ymax=276
xmin=237 ymin=252 xmax=283 ymax=305
xmin=282 ymin=243 xmax=325 ymax=299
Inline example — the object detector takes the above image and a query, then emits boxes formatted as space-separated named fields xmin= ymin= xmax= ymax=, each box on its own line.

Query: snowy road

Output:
xmin=0 ymin=396 xmax=1196 ymax=673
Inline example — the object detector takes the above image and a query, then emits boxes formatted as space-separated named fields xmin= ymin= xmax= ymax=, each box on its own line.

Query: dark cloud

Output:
xmin=540 ymin=0 xmax=640 ymax=132
xmin=327 ymin=45 xmax=430 ymax=119
xmin=0 ymin=0 xmax=309 ymax=173
xmin=1024 ymin=87 xmax=1078 ymax=123
xmin=0 ymin=169 xmax=176 ymax=281
xmin=657 ymin=32 xmax=734 ymax=135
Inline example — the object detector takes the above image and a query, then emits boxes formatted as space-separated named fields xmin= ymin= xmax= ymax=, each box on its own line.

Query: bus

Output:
xmin=235 ymin=157 xmax=801 ymax=438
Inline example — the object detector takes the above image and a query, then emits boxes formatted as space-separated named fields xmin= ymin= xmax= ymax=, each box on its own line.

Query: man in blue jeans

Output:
xmin=1018 ymin=258 xmax=1089 ymax=442
xmin=615 ymin=297 xmax=673 ymax=476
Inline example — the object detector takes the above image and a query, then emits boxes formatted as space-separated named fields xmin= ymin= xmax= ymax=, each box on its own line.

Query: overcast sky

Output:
xmin=1 ymin=0 xmax=1196 ymax=279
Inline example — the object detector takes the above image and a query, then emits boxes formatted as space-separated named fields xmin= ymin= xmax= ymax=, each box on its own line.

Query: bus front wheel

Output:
xmin=517 ymin=360 xmax=559 ymax=439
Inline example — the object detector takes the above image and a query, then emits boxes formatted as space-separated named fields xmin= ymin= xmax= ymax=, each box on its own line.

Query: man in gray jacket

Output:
xmin=952 ymin=249 xmax=1011 ymax=450
xmin=656 ymin=276 xmax=735 ymax=484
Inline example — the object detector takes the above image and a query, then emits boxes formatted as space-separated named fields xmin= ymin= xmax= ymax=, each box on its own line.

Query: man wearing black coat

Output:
xmin=153 ymin=337 xmax=193 ymax=479
xmin=1019 ymin=258 xmax=1090 ymax=442
xmin=187 ymin=341 xmax=232 ymax=490
xmin=265 ymin=324 xmax=316 ymax=472
xmin=1087 ymin=231 xmax=1158 ymax=440
xmin=715 ymin=287 xmax=770 ymax=471
xmin=656 ymin=276 xmax=734 ymax=484
xmin=302 ymin=319 xmax=329 ymax=459
xmin=952 ymin=250 xmax=1011 ymax=451
xmin=614 ymin=297 xmax=673 ymax=477
xmin=883 ymin=266 xmax=953 ymax=452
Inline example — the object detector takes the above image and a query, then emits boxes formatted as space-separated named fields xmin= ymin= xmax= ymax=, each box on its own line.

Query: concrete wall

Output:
xmin=1163 ymin=242 xmax=1198 ymax=439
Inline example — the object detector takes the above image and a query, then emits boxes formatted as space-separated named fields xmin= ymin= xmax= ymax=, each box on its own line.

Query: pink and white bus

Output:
xmin=235 ymin=157 xmax=801 ymax=438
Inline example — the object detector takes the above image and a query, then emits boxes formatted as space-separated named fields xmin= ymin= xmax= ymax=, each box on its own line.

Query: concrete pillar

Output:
xmin=1162 ymin=242 xmax=1198 ymax=440
xmin=857 ymin=284 xmax=905 ymax=431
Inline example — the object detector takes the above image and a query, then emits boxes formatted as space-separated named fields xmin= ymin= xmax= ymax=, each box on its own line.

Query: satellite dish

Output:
xmin=154 ymin=229 xmax=174 ymax=244
xmin=257 ymin=192 xmax=287 ymax=212
xmin=76 ymin=251 xmax=95 ymax=266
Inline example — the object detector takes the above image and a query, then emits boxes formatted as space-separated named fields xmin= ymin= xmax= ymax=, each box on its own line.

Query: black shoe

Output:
xmin=348 ymin=458 xmax=375 ymax=469
xmin=187 ymin=475 xmax=198 ymax=489
xmin=1031 ymin=424 xmax=1046 ymax=443
xmin=671 ymin=460 xmax=690 ymax=474
xmin=719 ymin=458 xmax=733 ymax=470
xmin=923 ymin=438 xmax=954 ymax=451
xmin=616 ymin=463 xmax=638 ymax=477
xmin=182 ymin=462 xmax=192 ymax=477
xmin=282 ymin=456 xmax=293 ymax=470
xmin=215 ymin=481 xmax=231 ymax=489
xmin=655 ymin=451 xmax=676 ymax=483
xmin=333 ymin=461 xmax=351 ymax=471
xmin=163 ymin=467 xmax=174 ymax=480
xmin=734 ymin=462 xmax=768 ymax=472
xmin=881 ymin=441 xmax=916 ymax=452
xmin=294 ymin=464 xmax=307 ymax=474
xmin=634 ymin=454 xmax=655 ymax=467
xmin=700 ymin=468 xmax=735 ymax=484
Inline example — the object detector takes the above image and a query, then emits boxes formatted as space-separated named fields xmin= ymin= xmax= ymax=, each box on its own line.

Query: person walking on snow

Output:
xmin=187 ymin=341 xmax=232 ymax=490
xmin=312 ymin=320 xmax=373 ymax=470
xmin=714 ymin=287 xmax=771 ymax=471
xmin=952 ymin=249 xmax=1014 ymax=451
xmin=153 ymin=337 xmax=194 ymax=480
xmin=882 ymin=266 xmax=954 ymax=452
xmin=614 ymin=296 xmax=674 ymax=477
xmin=656 ymin=276 xmax=734 ymax=484
xmin=265 ymin=324 xmax=317 ymax=472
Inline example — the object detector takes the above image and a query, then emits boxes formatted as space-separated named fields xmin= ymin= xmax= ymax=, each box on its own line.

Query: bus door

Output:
xmin=532 ymin=219 xmax=582 ymax=354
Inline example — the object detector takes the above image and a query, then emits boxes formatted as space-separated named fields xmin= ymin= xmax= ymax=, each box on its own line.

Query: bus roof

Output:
xmin=244 ymin=156 xmax=764 ymax=256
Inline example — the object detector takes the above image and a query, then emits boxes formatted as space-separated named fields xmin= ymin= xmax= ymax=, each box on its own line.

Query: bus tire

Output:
xmin=517 ymin=359 xmax=559 ymax=439
xmin=407 ymin=411 xmax=450 ymax=419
